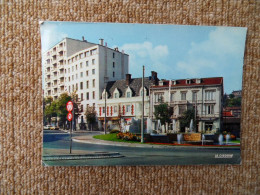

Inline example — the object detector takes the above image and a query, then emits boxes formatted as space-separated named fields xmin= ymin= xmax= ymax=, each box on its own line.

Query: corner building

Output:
xmin=149 ymin=77 xmax=223 ymax=133
xmin=43 ymin=37 xmax=129 ymax=125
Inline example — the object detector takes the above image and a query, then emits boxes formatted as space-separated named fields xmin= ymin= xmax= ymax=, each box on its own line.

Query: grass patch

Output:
xmin=93 ymin=133 xmax=140 ymax=143
xmin=229 ymin=140 xmax=240 ymax=144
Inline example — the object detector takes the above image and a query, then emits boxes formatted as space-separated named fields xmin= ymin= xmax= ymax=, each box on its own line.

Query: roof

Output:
xmin=105 ymin=77 xmax=154 ymax=98
xmin=151 ymin=77 xmax=223 ymax=88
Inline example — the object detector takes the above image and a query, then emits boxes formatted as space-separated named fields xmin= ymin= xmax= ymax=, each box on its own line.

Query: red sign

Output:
xmin=66 ymin=101 xmax=73 ymax=112
xmin=67 ymin=112 xmax=73 ymax=121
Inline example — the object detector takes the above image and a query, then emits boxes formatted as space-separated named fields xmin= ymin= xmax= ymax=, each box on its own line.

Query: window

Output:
xmin=126 ymin=105 xmax=131 ymax=113
xmin=86 ymin=92 xmax=89 ymax=100
xmin=205 ymin=91 xmax=215 ymax=100
xmin=90 ymin=49 xmax=97 ymax=55
xmin=76 ymin=74 xmax=78 ymax=79
xmin=75 ymin=65 xmax=77 ymax=70
xmin=80 ymin=72 xmax=83 ymax=78
xmin=181 ymin=92 xmax=186 ymax=100
xmin=113 ymin=72 xmax=115 ymax=77
xmin=179 ymin=105 xmax=186 ymax=115
xmin=127 ymin=92 xmax=131 ymax=98
xmin=114 ymin=106 xmax=117 ymax=113
xmin=113 ymin=62 xmax=115 ymax=68
xmin=68 ymin=77 xmax=70 ymax=82
xmin=92 ymin=79 xmax=95 ymax=87
xmin=113 ymin=52 xmax=115 ymax=58
xmin=170 ymin=93 xmax=174 ymax=102
xmin=92 ymin=91 xmax=95 ymax=99
xmin=93 ymin=103 xmax=95 ymax=108
xmin=80 ymin=82 xmax=83 ymax=90
xmin=102 ymin=107 xmax=105 ymax=113
xmin=80 ymin=62 xmax=83 ymax=68
xmin=92 ymin=69 xmax=95 ymax=75
xmin=86 ymin=61 xmax=89 ymax=66
xmin=72 ymin=66 xmax=74 ymax=71
xmin=72 ymin=85 xmax=74 ymax=91
xmin=68 ymin=86 xmax=70 ymax=92
xmin=205 ymin=122 xmax=213 ymax=131
xmin=92 ymin=59 xmax=95 ymax=65
xmin=192 ymin=92 xmax=197 ymax=102
xmin=86 ymin=81 xmax=89 ymax=89
xmin=155 ymin=93 xmax=164 ymax=102
xmin=86 ymin=71 xmax=88 ymax=76
xmin=72 ymin=75 xmax=74 ymax=80
xmin=68 ymin=68 xmax=70 ymax=73
xmin=76 ymin=84 xmax=78 ymax=90
xmin=81 ymin=93 xmax=83 ymax=101
xmin=114 ymin=93 xmax=118 ymax=98
xmin=206 ymin=105 xmax=214 ymax=115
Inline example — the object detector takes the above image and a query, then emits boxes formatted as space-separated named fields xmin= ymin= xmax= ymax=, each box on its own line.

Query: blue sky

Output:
xmin=40 ymin=22 xmax=247 ymax=94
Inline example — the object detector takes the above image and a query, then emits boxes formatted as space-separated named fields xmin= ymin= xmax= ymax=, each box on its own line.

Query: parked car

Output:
xmin=43 ymin=125 xmax=52 ymax=130
xmin=50 ymin=125 xmax=59 ymax=130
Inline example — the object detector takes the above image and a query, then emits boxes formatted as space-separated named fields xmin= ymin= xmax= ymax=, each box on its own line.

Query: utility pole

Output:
xmin=104 ymin=87 xmax=107 ymax=134
xmin=141 ymin=65 xmax=145 ymax=143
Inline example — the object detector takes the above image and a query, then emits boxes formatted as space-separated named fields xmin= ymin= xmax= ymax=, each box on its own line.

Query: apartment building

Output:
xmin=149 ymin=77 xmax=224 ymax=133
xmin=97 ymin=72 xmax=158 ymax=131
xmin=43 ymin=37 xmax=129 ymax=124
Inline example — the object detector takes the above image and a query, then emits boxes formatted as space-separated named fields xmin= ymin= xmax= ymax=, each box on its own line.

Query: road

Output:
xmin=43 ymin=130 xmax=241 ymax=166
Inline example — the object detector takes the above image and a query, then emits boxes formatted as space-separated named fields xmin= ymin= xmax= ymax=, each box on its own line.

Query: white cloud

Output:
xmin=40 ymin=23 xmax=68 ymax=53
xmin=120 ymin=41 xmax=169 ymax=77
xmin=175 ymin=27 xmax=246 ymax=92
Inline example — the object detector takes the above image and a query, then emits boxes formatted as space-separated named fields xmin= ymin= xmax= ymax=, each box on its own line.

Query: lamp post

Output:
xmin=104 ymin=78 xmax=108 ymax=134
xmin=141 ymin=65 xmax=145 ymax=143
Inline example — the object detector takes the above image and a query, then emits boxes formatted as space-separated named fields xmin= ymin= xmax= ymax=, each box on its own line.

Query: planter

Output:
xmin=183 ymin=133 xmax=201 ymax=141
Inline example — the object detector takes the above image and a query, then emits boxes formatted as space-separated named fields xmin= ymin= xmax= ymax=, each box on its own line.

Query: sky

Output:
xmin=40 ymin=22 xmax=247 ymax=94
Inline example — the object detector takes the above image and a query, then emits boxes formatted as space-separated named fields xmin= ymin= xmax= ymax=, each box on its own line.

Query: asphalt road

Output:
xmin=43 ymin=130 xmax=241 ymax=166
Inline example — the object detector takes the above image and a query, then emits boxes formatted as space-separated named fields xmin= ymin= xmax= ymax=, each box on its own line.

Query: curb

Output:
xmin=72 ymin=138 xmax=240 ymax=150
xmin=43 ymin=152 xmax=124 ymax=161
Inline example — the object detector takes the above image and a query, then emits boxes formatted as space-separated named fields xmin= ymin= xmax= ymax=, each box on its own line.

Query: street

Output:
xmin=43 ymin=130 xmax=241 ymax=166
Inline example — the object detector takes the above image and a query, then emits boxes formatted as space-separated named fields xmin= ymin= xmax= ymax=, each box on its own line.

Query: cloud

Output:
xmin=120 ymin=41 xmax=169 ymax=77
xmin=40 ymin=22 xmax=68 ymax=53
xmin=175 ymin=27 xmax=246 ymax=92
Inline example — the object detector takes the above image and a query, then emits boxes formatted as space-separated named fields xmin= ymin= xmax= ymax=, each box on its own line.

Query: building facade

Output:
xmin=43 ymin=37 xmax=129 ymax=125
xmin=149 ymin=77 xmax=224 ymax=133
xmin=97 ymin=72 xmax=158 ymax=131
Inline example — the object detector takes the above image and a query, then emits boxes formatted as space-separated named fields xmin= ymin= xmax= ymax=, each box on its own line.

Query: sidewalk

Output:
xmin=72 ymin=135 xmax=240 ymax=150
xmin=43 ymin=148 xmax=124 ymax=161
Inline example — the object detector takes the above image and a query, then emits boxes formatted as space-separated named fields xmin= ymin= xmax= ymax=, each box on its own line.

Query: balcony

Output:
xmin=204 ymin=99 xmax=216 ymax=104
xmin=173 ymin=100 xmax=188 ymax=104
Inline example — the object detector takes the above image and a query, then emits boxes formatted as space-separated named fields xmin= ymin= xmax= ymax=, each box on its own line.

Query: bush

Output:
xmin=116 ymin=132 xmax=141 ymax=142
xmin=110 ymin=129 xmax=120 ymax=134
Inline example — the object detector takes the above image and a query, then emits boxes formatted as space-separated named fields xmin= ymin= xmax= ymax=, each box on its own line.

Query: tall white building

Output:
xmin=43 ymin=37 xmax=129 ymax=124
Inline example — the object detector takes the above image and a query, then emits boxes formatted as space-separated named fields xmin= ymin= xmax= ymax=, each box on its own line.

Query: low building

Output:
xmin=97 ymin=72 xmax=158 ymax=132
xmin=149 ymin=77 xmax=224 ymax=133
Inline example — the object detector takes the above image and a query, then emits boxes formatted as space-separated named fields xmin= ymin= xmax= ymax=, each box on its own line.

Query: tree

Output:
xmin=56 ymin=93 xmax=71 ymax=129
xmin=154 ymin=103 xmax=172 ymax=127
xmin=44 ymin=97 xmax=56 ymax=125
xmin=85 ymin=106 xmax=97 ymax=131
xmin=179 ymin=108 xmax=196 ymax=132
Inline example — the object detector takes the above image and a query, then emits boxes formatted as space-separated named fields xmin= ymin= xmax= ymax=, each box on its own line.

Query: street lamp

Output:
xmin=104 ymin=77 xmax=108 ymax=134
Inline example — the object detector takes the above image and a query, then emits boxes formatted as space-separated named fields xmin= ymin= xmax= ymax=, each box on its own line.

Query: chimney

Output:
xmin=82 ymin=36 xmax=85 ymax=41
xmin=99 ymin=38 xmax=104 ymax=46
xmin=126 ymin=74 xmax=131 ymax=86
xmin=151 ymin=71 xmax=159 ymax=85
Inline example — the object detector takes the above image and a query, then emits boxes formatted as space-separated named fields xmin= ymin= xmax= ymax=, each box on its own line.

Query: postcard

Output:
xmin=40 ymin=22 xmax=247 ymax=166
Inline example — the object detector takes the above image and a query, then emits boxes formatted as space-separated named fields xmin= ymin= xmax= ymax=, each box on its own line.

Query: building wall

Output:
xmin=43 ymin=38 xmax=129 ymax=126
xmin=150 ymin=83 xmax=223 ymax=132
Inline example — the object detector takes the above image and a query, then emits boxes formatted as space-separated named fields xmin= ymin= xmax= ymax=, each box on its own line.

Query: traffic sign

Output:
xmin=67 ymin=112 xmax=73 ymax=121
xmin=66 ymin=101 xmax=73 ymax=112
